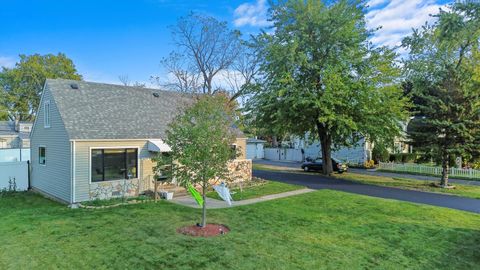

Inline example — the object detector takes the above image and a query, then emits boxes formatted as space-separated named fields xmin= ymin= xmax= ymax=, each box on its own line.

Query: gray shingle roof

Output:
xmin=0 ymin=121 xmax=15 ymax=134
xmin=46 ymin=79 xmax=245 ymax=140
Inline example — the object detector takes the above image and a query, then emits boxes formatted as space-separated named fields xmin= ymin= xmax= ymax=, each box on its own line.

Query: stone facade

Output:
xmin=227 ymin=159 xmax=252 ymax=183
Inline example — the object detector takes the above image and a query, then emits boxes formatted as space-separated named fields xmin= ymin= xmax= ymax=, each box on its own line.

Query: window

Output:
xmin=39 ymin=147 xmax=46 ymax=165
xmin=44 ymin=100 xmax=50 ymax=128
xmin=91 ymin=148 xmax=138 ymax=182
xmin=230 ymin=144 xmax=238 ymax=159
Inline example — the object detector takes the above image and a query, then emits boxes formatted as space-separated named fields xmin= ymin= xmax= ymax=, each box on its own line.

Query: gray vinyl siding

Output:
xmin=30 ymin=87 xmax=71 ymax=203
xmin=74 ymin=140 xmax=152 ymax=202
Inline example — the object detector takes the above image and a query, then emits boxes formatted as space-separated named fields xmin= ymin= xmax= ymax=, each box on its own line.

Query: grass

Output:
xmin=1 ymin=191 xmax=480 ymax=269
xmin=252 ymin=163 xmax=480 ymax=199
xmin=206 ymin=179 xmax=304 ymax=201
xmin=332 ymin=173 xmax=480 ymax=199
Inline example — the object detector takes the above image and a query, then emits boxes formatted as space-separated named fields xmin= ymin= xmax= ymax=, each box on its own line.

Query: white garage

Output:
xmin=246 ymin=138 xmax=266 ymax=160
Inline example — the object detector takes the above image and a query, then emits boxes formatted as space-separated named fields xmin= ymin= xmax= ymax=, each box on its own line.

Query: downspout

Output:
xmin=70 ymin=140 xmax=76 ymax=205
xmin=72 ymin=140 xmax=76 ymax=204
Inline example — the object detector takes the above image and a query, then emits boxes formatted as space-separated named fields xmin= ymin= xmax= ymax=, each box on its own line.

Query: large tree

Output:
xmin=0 ymin=53 xmax=82 ymax=121
xmin=247 ymin=0 xmax=408 ymax=174
xmin=403 ymin=1 xmax=480 ymax=187
xmin=155 ymin=12 xmax=258 ymax=101
xmin=165 ymin=95 xmax=237 ymax=227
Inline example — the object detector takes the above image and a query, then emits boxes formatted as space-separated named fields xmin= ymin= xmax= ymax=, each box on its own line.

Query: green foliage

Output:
xmin=0 ymin=53 xmax=82 ymax=121
xmin=403 ymin=1 xmax=480 ymax=185
xmin=389 ymin=153 xmax=417 ymax=163
xmin=151 ymin=152 xmax=173 ymax=183
xmin=372 ymin=144 xmax=390 ymax=163
xmin=165 ymin=94 xmax=237 ymax=226
xmin=247 ymin=0 xmax=408 ymax=174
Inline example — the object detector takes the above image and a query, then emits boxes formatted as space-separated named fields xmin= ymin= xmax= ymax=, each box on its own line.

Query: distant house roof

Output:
xmin=247 ymin=138 xmax=266 ymax=143
xmin=0 ymin=121 xmax=16 ymax=136
xmin=0 ymin=121 xmax=32 ymax=144
xmin=44 ymin=79 xmax=245 ymax=140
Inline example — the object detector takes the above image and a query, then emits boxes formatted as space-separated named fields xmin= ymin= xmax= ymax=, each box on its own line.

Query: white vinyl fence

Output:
xmin=0 ymin=148 xmax=30 ymax=162
xmin=0 ymin=161 xmax=29 ymax=191
xmin=378 ymin=162 xmax=480 ymax=179
xmin=264 ymin=148 xmax=303 ymax=162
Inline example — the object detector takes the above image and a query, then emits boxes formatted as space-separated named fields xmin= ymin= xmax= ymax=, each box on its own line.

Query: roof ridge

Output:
xmin=45 ymin=78 xmax=187 ymax=96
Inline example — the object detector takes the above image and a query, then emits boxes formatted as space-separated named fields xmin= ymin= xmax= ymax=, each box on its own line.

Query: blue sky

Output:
xmin=0 ymin=0 xmax=452 ymax=86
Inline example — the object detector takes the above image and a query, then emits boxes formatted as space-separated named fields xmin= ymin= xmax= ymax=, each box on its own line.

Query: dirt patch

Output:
xmin=429 ymin=183 xmax=456 ymax=189
xmin=177 ymin=223 xmax=230 ymax=237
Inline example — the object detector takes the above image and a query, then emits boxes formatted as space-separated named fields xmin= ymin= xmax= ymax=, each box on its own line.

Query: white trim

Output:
xmin=30 ymin=81 xmax=48 ymax=137
xmin=88 ymin=146 xmax=141 ymax=184
xmin=72 ymin=140 xmax=76 ymax=203
xmin=43 ymin=100 xmax=51 ymax=128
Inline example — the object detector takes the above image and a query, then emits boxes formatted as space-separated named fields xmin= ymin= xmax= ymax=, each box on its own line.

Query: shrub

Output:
xmin=372 ymin=144 xmax=389 ymax=164
xmin=364 ymin=160 xmax=375 ymax=169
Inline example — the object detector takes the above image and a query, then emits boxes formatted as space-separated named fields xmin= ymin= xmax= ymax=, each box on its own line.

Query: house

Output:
xmin=30 ymin=79 xmax=250 ymax=204
xmin=246 ymin=138 xmax=266 ymax=159
xmin=264 ymin=134 xmax=373 ymax=165
xmin=0 ymin=121 xmax=32 ymax=149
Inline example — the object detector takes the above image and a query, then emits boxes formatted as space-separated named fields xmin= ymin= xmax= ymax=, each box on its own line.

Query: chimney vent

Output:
xmin=70 ymin=83 xmax=79 ymax=89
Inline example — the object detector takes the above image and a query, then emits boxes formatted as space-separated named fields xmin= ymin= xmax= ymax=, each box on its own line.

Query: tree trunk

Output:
xmin=316 ymin=122 xmax=333 ymax=175
xmin=440 ymin=150 xmax=449 ymax=187
xmin=201 ymin=183 xmax=207 ymax=227
xmin=272 ymin=136 xmax=278 ymax=148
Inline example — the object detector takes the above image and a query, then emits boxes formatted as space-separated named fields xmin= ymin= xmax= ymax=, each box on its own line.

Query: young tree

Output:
xmin=0 ymin=53 xmax=82 ymax=121
xmin=165 ymin=95 xmax=237 ymax=227
xmin=403 ymin=1 xmax=480 ymax=187
xmin=246 ymin=0 xmax=408 ymax=174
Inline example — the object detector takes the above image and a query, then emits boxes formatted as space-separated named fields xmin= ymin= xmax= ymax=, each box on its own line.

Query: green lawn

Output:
xmin=331 ymin=173 xmax=480 ymax=199
xmin=253 ymin=163 xmax=480 ymax=199
xmin=1 ymin=191 xmax=480 ymax=269
xmin=206 ymin=180 xmax=304 ymax=201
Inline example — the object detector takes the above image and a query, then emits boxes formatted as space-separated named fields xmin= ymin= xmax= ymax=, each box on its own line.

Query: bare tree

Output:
xmin=152 ymin=52 xmax=202 ymax=93
xmin=224 ymin=42 xmax=260 ymax=101
xmin=118 ymin=75 xmax=146 ymax=88
xmin=158 ymin=12 xmax=258 ymax=101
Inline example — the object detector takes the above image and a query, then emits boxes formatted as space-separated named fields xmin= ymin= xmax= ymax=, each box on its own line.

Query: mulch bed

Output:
xmin=177 ymin=223 xmax=230 ymax=237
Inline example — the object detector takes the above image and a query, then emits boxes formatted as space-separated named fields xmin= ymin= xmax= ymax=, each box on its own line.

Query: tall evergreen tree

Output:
xmin=247 ymin=0 xmax=408 ymax=174
xmin=403 ymin=1 xmax=480 ymax=186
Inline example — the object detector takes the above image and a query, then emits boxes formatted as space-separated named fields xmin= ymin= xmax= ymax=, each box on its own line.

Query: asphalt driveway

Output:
xmin=253 ymin=169 xmax=480 ymax=214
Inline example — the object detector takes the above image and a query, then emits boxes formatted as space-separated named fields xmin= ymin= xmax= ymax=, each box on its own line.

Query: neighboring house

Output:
xmin=30 ymin=79 xmax=250 ymax=204
xmin=246 ymin=138 xmax=266 ymax=160
xmin=265 ymin=134 xmax=373 ymax=165
xmin=0 ymin=121 xmax=32 ymax=149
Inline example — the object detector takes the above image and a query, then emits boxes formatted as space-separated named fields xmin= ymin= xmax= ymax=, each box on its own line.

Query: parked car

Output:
xmin=301 ymin=158 xmax=348 ymax=173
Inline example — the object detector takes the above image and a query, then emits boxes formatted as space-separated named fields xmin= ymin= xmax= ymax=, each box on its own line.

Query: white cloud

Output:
xmin=366 ymin=0 xmax=449 ymax=48
xmin=0 ymin=56 xmax=16 ymax=69
xmin=234 ymin=0 xmax=270 ymax=27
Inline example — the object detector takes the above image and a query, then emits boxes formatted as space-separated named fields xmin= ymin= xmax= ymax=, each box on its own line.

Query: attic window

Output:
xmin=70 ymin=83 xmax=79 ymax=89
xmin=153 ymin=92 xmax=160 ymax=98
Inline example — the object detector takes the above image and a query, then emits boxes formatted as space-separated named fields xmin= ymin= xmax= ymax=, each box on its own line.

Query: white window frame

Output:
xmin=44 ymin=100 xmax=51 ymax=128
xmin=39 ymin=146 xmax=46 ymax=166
xmin=88 ymin=146 xmax=140 ymax=184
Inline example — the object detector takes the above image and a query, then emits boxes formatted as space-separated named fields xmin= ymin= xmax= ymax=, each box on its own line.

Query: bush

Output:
xmin=364 ymin=160 xmax=375 ymax=169
xmin=389 ymin=153 xmax=417 ymax=163
xmin=402 ymin=153 xmax=417 ymax=163
xmin=372 ymin=144 xmax=389 ymax=164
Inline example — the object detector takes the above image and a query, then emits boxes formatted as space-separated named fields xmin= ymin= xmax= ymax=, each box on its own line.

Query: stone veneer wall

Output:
xmin=89 ymin=177 xmax=153 ymax=200
xmin=89 ymin=159 xmax=252 ymax=200
xmin=227 ymin=159 xmax=252 ymax=183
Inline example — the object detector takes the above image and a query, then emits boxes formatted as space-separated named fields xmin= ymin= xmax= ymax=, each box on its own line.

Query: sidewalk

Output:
xmin=169 ymin=188 xmax=315 ymax=209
